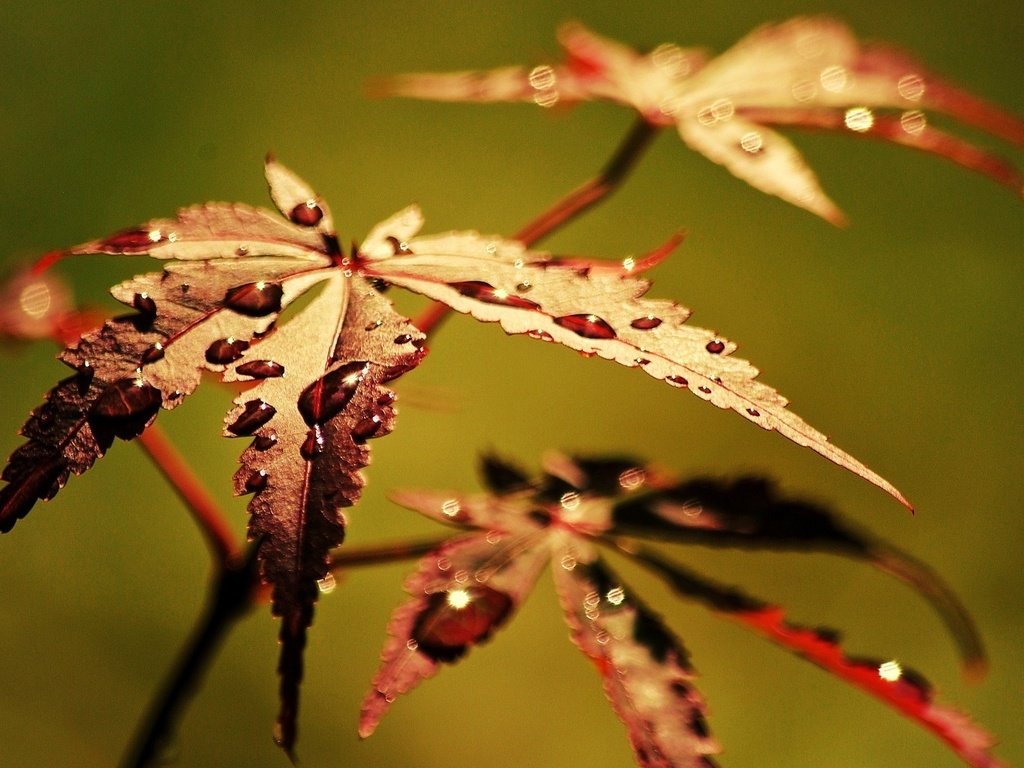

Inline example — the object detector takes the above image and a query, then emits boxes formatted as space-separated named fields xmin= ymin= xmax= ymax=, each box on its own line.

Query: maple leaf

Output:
xmin=376 ymin=17 xmax=1024 ymax=223
xmin=0 ymin=157 xmax=913 ymax=752
xmin=364 ymin=454 xmax=1003 ymax=768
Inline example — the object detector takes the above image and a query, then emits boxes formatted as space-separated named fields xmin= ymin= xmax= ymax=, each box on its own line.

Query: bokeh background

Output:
xmin=1 ymin=2 xmax=1020 ymax=767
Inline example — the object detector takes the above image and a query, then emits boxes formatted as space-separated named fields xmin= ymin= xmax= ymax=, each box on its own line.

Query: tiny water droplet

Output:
xmin=364 ymin=319 xmax=383 ymax=331
xmin=560 ymin=553 xmax=577 ymax=571
xmin=411 ymin=585 xmax=514 ymax=663
xmin=223 ymin=281 xmax=284 ymax=317
xmin=317 ymin=572 xmax=337 ymax=593
xmin=205 ymin=337 xmax=250 ymax=365
xmin=298 ymin=361 xmax=367 ymax=426
xmin=514 ymin=281 xmax=532 ymax=293
xmin=376 ymin=392 xmax=396 ymax=407
xmin=698 ymin=385 xmax=712 ymax=394
xmin=104 ymin=229 xmax=162 ymax=251
xmin=90 ymin=378 xmax=163 ymax=438
xmin=235 ymin=359 xmax=285 ymax=379
xmin=76 ymin=361 xmax=94 ymax=389
xmin=553 ymin=313 xmax=617 ymax=340
xmin=705 ymin=340 xmax=725 ymax=354
xmin=300 ymin=425 xmax=325 ymax=460
xmin=253 ymin=432 xmax=278 ymax=451
xmin=631 ymin=315 xmax=662 ymax=330
xmin=405 ymin=638 xmax=419 ymax=651
xmin=227 ymin=400 xmax=276 ymax=436
xmin=352 ymin=414 xmax=383 ymax=443
xmin=393 ymin=333 xmax=413 ymax=345
xmin=289 ymin=200 xmax=324 ymax=227
xmin=450 ymin=280 xmax=540 ymax=310
xmin=635 ymin=357 xmax=651 ymax=366
xmin=245 ymin=470 xmax=268 ymax=493
xmin=666 ymin=375 xmax=688 ymax=388
xmin=745 ymin=408 xmax=760 ymax=417
xmin=180 ymin=283 xmax=190 ymax=294
xmin=141 ymin=342 xmax=165 ymax=364
xmin=235 ymin=245 xmax=249 ymax=256
xmin=526 ymin=329 xmax=554 ymax=342
xmin=435 ymin=557 xmax=452 ymax=572
xmin=133 ymin=292 xmax=157 ymax=317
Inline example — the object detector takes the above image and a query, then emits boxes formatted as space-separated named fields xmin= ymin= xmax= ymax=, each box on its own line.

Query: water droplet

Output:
xmin=630 ymin=315 xmax=662 ymax=330
xmin=790 ymin=78 xmax=817 ymax=102
xmin=450 ymin=280 xmax=541 ymax=310
xmin=317 ymin=572 xmax=337 ymax=593
xmin=289 ymin=200 xmax=324 ymax=227
xmin=440 ymin=498 xmax=462 ymax=518
xmin=897 ymin=73 xmax=925 ymax=101
xmin=205 ymin=337 xmax=250 ymax=365
xmin=411 ymin=585 xmax=514 ymax=663
xmin=179 ymin=283 xmax=190 ymax=294
xmin=705 ymin=340 xmax=725 ymax=354
xmin=739 ymin=131 xmax=764 ymax=154
xmin=635 ymin=357 xmax=651 ymax=366
xmin=605 ymin=586 xmax=626 ymax=605
xmin=364 ymin=319 xmax=383 ymax=331
xmin=253 ymin=432 xmax=278 ymax=451
xmin=352 ymin=414 xmax=383 ymax=443
xmin=235 ymin=245 xmax=249 ymax=256
xmin=245 ymin=470 xmax=268 ymax=493
xmin=227 ymin=400 xmax=276 ymax=436
xmin=900 ymin=109 xmax=927 ymax=136
xmin=844 ymin=106 xmax=874 ymax=133
xmin=223 ymin=281 xmax=284 ymax=317
xmin=436 ymin=556 xmax=452 ymax=572
xmin=526 ymin=329 xmax=554 ymax=342
xmin=104 ymin=229 xmax=162 ymax=251
xmin=820 ymin=65 xmax=848 ymax=93
xmin=696 ymin=98 xmax=734 ymax=126
xmin=90 ymin=378 xmax=162 ymax=438
xmin=553 ymin=313 xmax=617 ymax=340
xmin=133 ymin=292 xmax=157 ymax=317
xmin=515 ymin=281 xmax=532 ymax=293
xmin=666 ymin=375 xmax=688 ymax=388
xmin=300 ymin=425 xmax=325 ymax=460
xmin=141 ymin=342 xmax=165 ymax=364
xmin=698 ymin=385 xmax=712 ymax=394
xmin=393 ymin=333 xmax=413 ymax=345
xmin=376 ymin=392 xmax=396 ymax=407
xmin=235 ymin=359 xmax=285 ymax=379
xmin=75 ymin=361 xmax=95 ymax=390
xmin=559 ymin=491 xmax=581 ymax=510
xmin=560 ymin=553 xmax=577 ymax=571
xmin=298 ymin=361 xmax=368 ymax=426
xmin=618 ymin=467 xmax=645 ymax=490
xmin=745 ymin=408 xmax=760 ymax=418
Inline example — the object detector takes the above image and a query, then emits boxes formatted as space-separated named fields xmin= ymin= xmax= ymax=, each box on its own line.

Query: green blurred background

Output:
xmin=1 ymin=1 xmax=1021 ymax=766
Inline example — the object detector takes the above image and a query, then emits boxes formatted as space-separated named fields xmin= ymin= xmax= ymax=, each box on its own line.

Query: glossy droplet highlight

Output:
xmin=223 ymin=281 xmax=284 ymax=317
xmin=745 ymin=408 xmax=760 ymax=417
xmin=630 ymin=315 xmax=662 ymax=330
xmin=705 ymin=340 xmax=725 ymax=354
xmin=289 ymin=200 xmax=324 ymax=227
xmin=90 ymin=378 xmax=163 ymax=439
xmin=666 ymin=375 xmax=688 ymax=388
xmin=205 ymin=337 xmax=250 ymax=365
xmin=698 ymin=385 xmax=712 ymax=394
xmin=527 ymin=329 xmax=554 ymax=342
xmin=245 ymin=470 xmax=268 ymax=493
xmin=253 ymin=432 xmax=278 ymax=451
xmin=411 ymin=585 xmax=514 ymax=663
xmin=393 ymin=333 xmax=413 ymax=345
xmin=553 ymin=313 xmax=617 ymax=340
xmin=227 ymin=400 xmax=276 ymax=436
xmin=300 ymin=425 xmax=325 ymax=460
xmin=450 ymin=281 xmax=540 ymax=310
xmin=104 ymin=229 xmax=162 ymax=252
xmin=352 ymin=414 xmax=383 ymax=443
xmin=298 ymin=361 xmax=368 ymax=427
xmin=141 ymin=343 xmax=165 ymax=364
xmin=235 ymin=359 xmax=285 ymax=379
xmin=133 ymin=293 xmax=157 ymax=317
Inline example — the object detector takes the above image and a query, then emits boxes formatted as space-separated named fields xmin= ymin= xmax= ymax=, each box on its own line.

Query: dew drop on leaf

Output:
xmin=705 ymin=340 xmax=725 ymax=354
xmin=235 ymin=359 xmax=285 ymax=379
xmin=227 ymin=400 xmax=276 ymax=436
xmin=289 ymin=201 xmax=324 ymax=227
xmin=223 ymin=281 xmax=284 ymax=317
xmin=141 ymin=343 xmax=165 ymax=364
xmin=352 ymin=414 xmax=383 ymax=443
xmin=205 ymin=337 xmax=250 ymax=365
xmin=698 ymin=385 xmax=712 ymax=394
xmin=300 ymin=425 xmax=325 ymax=460
xmin=393 ymin=333 xmax=413 ymax=345
xmin=630 ymin=315 xmax=663 ymax=330
xmin=90 ymin=378 xmax=163 ymax=439
xmin=411 ymin=585 xmax=514 ymax=663
xmin=553 ymin=313 xmax=617 ymax=340
xmin=253 ymin=432 xmax=278 ymax=451
xmin=133 ymin=292 xmax=157 ymax=317
xmin=297 ymin=361 xmax=368 ymax=427
xmin=450 ymin=280 xmax=541 ymax=310
xmin=105 ymin=229 xmax=162 ymax=251
xmin=666 ymin=375 xmax=688 ymax=388
xmin=244 ymin=470 xmax=268 ymax=493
